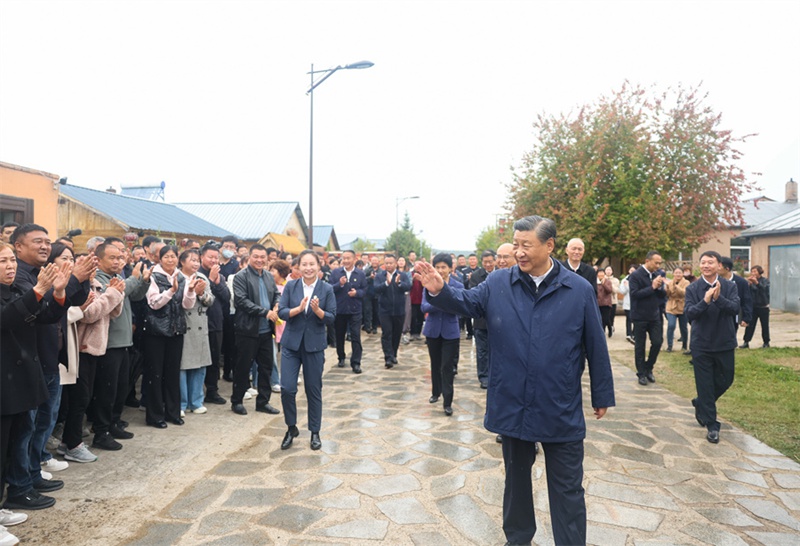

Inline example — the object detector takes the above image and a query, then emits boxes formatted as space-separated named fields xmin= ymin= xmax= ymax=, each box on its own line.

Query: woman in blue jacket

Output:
xmin=277 ymin=250 xmax=336 ymax=451
xmin=421 ymin=253 xmax=462 ymax=416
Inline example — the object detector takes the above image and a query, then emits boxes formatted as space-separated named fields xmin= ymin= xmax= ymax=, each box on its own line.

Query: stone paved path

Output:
xmin=13 ymin=313 xmax=800 ymax=545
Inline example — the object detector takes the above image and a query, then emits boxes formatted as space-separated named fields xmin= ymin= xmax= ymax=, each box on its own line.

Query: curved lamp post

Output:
xmin=307 ymin=60 xmax=374 ymax=249
xmin=395 ymin=195 xmax=419 ymax=230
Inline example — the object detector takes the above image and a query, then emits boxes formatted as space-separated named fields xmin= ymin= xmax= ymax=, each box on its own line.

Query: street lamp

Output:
xmin=395 ymin=195 xmax=420 ymax=230
xmin=307 ymin=60 xmax=374 ymax=249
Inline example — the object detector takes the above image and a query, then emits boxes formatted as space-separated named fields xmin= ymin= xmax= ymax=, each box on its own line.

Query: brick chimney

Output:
xmin=106 ymin=186 xmax=117 ymax=194
xmin=786 ymin=178 xmax=798 ymax=203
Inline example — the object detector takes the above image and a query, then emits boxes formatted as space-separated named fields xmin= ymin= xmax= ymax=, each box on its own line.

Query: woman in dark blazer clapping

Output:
xmin=278 ymin=250 xmax=336 ymax=451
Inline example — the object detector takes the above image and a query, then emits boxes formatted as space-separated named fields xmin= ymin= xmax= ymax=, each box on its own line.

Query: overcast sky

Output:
xmin=1 ymin=0 xmax=798 ymax=251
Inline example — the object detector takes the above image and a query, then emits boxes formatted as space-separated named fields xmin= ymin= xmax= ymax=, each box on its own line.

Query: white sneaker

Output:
xmin=243 ymin=391 xmax=252 ymax=400
xmin=191 ymin=406 xmax=207 ymax=414
xmin=271 ymin=384 xmax=281 ymax=393
xmin=0 ymin=510 xmax=27 ymax=526
xmin=42 ymin=458 xmax=69 ymax=472
xmin=180 ymin=410 xmax=185 ymax=418
xmin=40 ymin=470 xmax=53 ymax=480
xmin=64 ymin=443 xmax=98 ymax=463
xmin=0 ymin=526 xmax=19 ymax=546
xmin=247 ymin=387 xmax=258 ymax=395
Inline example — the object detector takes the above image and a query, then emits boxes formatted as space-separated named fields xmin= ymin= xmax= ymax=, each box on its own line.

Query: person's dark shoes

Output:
xmin=147 ymin=420 xmax=168 ymax=429
xmin=466 ymin=334 xmax=473 ymax=340
xmin=110 ymin=425 xmax=134 ymax=440
xmin=205 ymin=393 xmax=227 ymax=405
xmin=429 ymin=396 xmax=439 ymax=404
xmin=683 ymin=349 xmax=692 ymax=355
xmin=444 ymin=407 xmax=453 ymax=416
xmin=638 ymin=376 xmax=648 ymax=385
xmin=310 ymin=432 xmax=322 ymax=451
xmin=281 ymin=426 xmax=299 ymax=450
xmin=762 ymin=342 xmax=770 ymax=348
xmin=116 ymin=419 xmax=129 ymax=430
xmin=255 ymin=404 xmax=280 ymax=415
xmin=337 ymin=358 xmax=345 ymax=368
xmin=4 ymin=490 xmax=56 ymax=510
xmin=124 ymin=397 xmax=140 ymax=408
xmin=222 ymin=372 xmax=233 ymax=382
xmin=691 ymin=398 xmax=705 ymax=427
xmin=352 ymin=364 xmax=362 ymax=374
xmin=707 ymin=429 xmax=720 ymax=444
xmin=391 ymin=356 xmax=398 ymax=364
xmin=168 ymin=417 xmax=185 ymax=426
xmin=93 ymin=433 xmax=123 ymax=451
xmin=646 ymin=372 xmax=656 ymax=383
xmin=33 ymin=478 xmax=64 ymax=493
xmin=480 ymin=380 xmax=488 ymax=389
xmin=666 ymin=347 xmax=673 ymax=353
xmin=496 ymin=434 xmax=503 ymax=443
xmin=385 ymin=360 xmax=394 ymax=369
xmin=739 ymin=342 xmax=749 ymax=349
xmin=231 ymin=403 xmax=247 ymax=415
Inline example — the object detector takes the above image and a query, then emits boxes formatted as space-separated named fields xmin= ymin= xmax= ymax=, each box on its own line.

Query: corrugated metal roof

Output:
xmin=59 ymin=184 xmax=232 ymax=237
xmin=313 ymin=225 xmax=339 ymax=248
xmin=120 ymin=185 xmax=165 ymax=201
xmin=740 ymin=200 xmax=799 ymax=227
xmin=176 ymin=202 xmax=305 ymax=241
xmin=742 ymin=207 xmax=800 ymax=236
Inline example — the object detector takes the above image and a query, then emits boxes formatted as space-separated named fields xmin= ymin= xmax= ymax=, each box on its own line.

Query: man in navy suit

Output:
xmin=278 ymin=250 xmax=336 ymax=451
xmin=329 ymin=250 xmax=368 ymax=374
xmin=375 ymin=254 xmax=411 ymax=368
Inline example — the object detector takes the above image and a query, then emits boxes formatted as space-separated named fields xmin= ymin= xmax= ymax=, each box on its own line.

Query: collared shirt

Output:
xmin=344 ymin=266 xmax=354 ymax=283
xmin=702 ymin=275 xmax=719 ymax=287
xmin=303 ymin=278 xmax=318 ymax=313
xmin=529 ymin=258 xmax=555 ymax=288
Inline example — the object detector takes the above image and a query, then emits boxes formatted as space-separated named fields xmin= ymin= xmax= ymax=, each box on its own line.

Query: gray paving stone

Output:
xmin=665 ymin=483 xmax=723 ymax=504
xmin=311 ymin=518 xmax=389 ymax=539
xmin=680 ymin=521 xmax=750 ymax=546
xmin=357 ymin=408 xmax=395 ymax=420
xmin=338 ymin=418 xmax=377 ymax=429
xmin=316 ymin=495 xmax=360 ymax=509
xmin=587 ymin=502 xmax=664 ymax=531
xmin=286 ymin=540 xmax=347 ymax=546
xmin=437 ymin=430 xmax=490 ymax=444
xmin=326 ymin=457 xmax=385 ymax=475
xmin=409 ymin=456 xmax=455 ymax=476
xmin=198 ymin=529 xmax=274 ymax=546
xmin=649 ymin=426 xmax=692 ymax=446
xmin=430 ymin=474 xmax=467 ymax=497
xmin=705 ymin=479 xmax=766 ymax=497
xmin=587 ymin=523 xmax=629 ymax=545
xmin=412 ymin=439 xmax=479 ymax=462
xmin=127 ymin=522 xmax=192 ymax=546
xmin=384 ymin=450 xmax=423 ymax=465
xmin=382 ymin=431 xmax=421 ymax=447
xmin=735 ymin=498 xmax=800 ymax=531
xmin=276 ymin=472 xmax=311 ymax=487
xmin=694 ymin=507 xmax=764 ymax=527
xmin=608 ymin=429 xmax=658 ymax=449
xmin=588 ymin=481 xmax=679 ymax=511
xmin=211 ymin=461 xmax=264 ymax=477
xmin=476 ymin=475 xmax=504 ymax=506
xmin=773 ymin=473 xmax=800 ymax=489
xmin=594 ymin=471 xmax=652 ymax=486
xmin=197 ymin=510 xmax=252 ymax=536
xmin=223 ymin=487 xmax=285 ymax=507
xmin=278 ymin=454 xmax=331 ymax=471
xmin=726 ymin=431 xmax=786 ymax=456
xmin=168 ymin=480 xmax=227 ymax=519
xmin=436 ymin=494 xmax=504 ymax=544
xmin=258 ymin=504 xmax=326 ymax=532
xmin=292 ymin=475 xmax=343 ymax=501
xmin=774 ymin=491 xmax=800 ymax=511
xmin=744 ymin=531 xmax=800 ymax=546
xmin=460 ymin=457 xmax=501 ymax=472
xmin=669 ymin=457 xmax=718 ymax=475
xmin=722 ymin=469 xmax=769 ymax=488
xmin=351 ymin=442 xmax=384 ymax=456
xmin=746 ymin=456 xmax=800 ymax=471
xmin=396 ymin=417 xmax=435 ymax=431
xmin=610 ymin=444 xmax=665 ymax=466
xmin=632 ymin=536 xmax=690 ymax=546
xmin=411 ymin=531 xmax=452 ymax=546
xmin=376 ymin=497 xmax=438 ymax=524
xmin=352 ymin=474 xmax=421 ymax=497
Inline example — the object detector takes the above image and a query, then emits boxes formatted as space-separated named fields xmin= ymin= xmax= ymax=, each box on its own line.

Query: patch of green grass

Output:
xmin=655 ymin=347 xmax=800 ymax=463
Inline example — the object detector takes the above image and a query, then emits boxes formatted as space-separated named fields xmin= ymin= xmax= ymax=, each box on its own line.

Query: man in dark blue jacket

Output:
xmin=416 ymin=215 xmax=615 ymax=546
xmin=628 ymin=250 xmax=667 ymax=385
xmin=199 ymin=244 xmax=231 ymax=405
xmin=329 ymin=250 xmax=367 ymax=374
xmin=719 ymin=256 xmax=753 ymax=339
xmin=374 ymin=254 xmax=411 ymax=368
xmin=685 ymin=251 xmax=740 ymax=444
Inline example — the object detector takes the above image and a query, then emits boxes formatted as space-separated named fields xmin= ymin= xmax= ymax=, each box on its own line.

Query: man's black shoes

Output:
xmin=33 ymin=478 xmax=64 ymax=493
xmin=93 ymin=433 xmax=123 ymax=451
xmin=337 ymin=358 xmax=346 ymax=368
xmin=310 ymin=432 xmax=322 ymax=451
xmin=205 ymin=393 xmax=227 ymax=405
xmin=110 ymin=425 xmax=134 ymax=440
xmin=4 ymin=490 xmax=56 ymax=510
xmin=638 ymin=376 xmax=648 ymax=385
xmin=707 ymin=430 xmax=720 ymax=444
xmin=232 ymin=403 xmax=247 ymax=415
xmin=646 ymin=372 xmax=656 ymax=383
xmin=281 ymin=426 xmax=299 ymax=450
xmin=255 ymin=404 xmax=280 ymax=415
xmin=352 ymin=364 xmax=362 ymax=374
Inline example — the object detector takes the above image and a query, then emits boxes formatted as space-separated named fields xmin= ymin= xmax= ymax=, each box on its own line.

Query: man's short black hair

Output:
xmin=700 ymin=250 xmax=722 ymax=263
xmin=200 ymin=243 xmax=220 ymax=256
xmin=720 ymin=256 xmax=734 ymax=271
xmin=481 ymin=250 xmax=496 ymax=260
xmin=104 ymin=236 xmax=124 ymax=246
xmin=645 ymin=250 xmax=661 ymax=261
xmin=513 ymin=215 xmax=557 ymax=246
xmin=221 ymin=235 xmax=238 ymax=245
xmin=10 ymin=223 xmax=48 ymax=245
xmin=432 ymin=252 xmax=452 ymax=268
xmin=468 ymin=253 xmax=477 ymax=258
xmin=265 ymin=247 xmax=278 ymax=255
xmin=249 ymin=244 xmax=267 ymax=254
xmin=95 ymin=241 xmax=117 ymax=259
xmin=142 ymin=235 xmax=162 ymax=248
xmin=2 ymin=221 xmax=20 ymax=230
xmin=384 ymin=253 xmax=396 ymax=260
